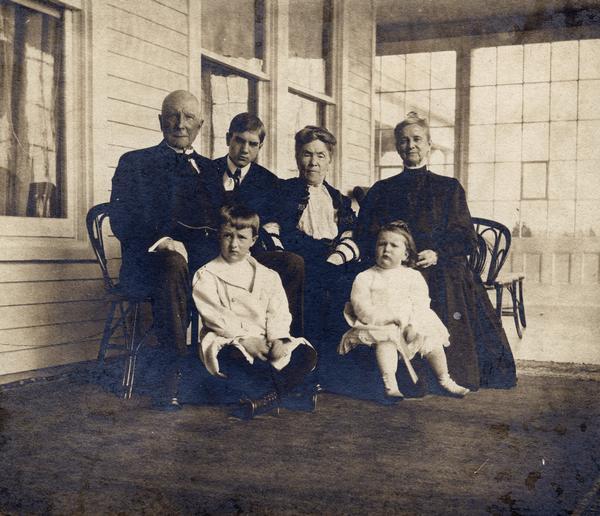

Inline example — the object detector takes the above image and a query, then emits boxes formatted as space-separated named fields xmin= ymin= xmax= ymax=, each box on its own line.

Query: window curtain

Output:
xmin=0 ymin=2 xmax=62 ymax=217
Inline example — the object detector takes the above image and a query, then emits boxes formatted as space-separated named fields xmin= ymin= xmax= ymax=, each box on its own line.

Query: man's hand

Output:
xmin=239 ymin=337 xmax=271 ymax=361
xmin=269 ymin=338 xmax=293 ymax=362
xmin=417 ymin=249 xmax=438 ymax=268
xmin=155 ymin=237 xmax=177 ymax=252
xmin=154 ymin=237 xmax=188 ymax=261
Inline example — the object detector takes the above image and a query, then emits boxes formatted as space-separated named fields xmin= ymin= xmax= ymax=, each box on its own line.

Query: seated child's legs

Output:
xmin=374 ymin=341 xmax=403 ymax=398
xmin=271 ymin=344 xmax=317 ymax=396
xmin=424 ymin=346 xmax=470 ymax=397
xmin=217 ymin=346 xmax=274 ymax=399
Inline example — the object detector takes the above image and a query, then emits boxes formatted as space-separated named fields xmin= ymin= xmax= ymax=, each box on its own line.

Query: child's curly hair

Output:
xmin=378 ymin=220 xmax=419 ymax=268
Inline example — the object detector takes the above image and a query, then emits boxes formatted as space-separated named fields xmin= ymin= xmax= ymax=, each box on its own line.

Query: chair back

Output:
xmin=468 ymin=217 xmax=512 ymax=285
xmin=86 ymin=202 xmax=117 ymax=291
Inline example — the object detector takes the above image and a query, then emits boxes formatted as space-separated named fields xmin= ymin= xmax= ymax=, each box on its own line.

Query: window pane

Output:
xmin=284 ymin=93 xmax=323 ymax=177
xmin=0 ymin=2 xmax=65 ymax=218
xmin=200 ymin=62 xmax=257 ymax=159
xmin=524 ymin=43 xmax=550 ymax=83
xmin=374 ymin=50 xmax=456 ymax=179
xmin=201 ymin=0 xmax=264 ymax=70
xmin=469 ymin=39 xmax=600 ymax=238
xmin=288 ymin=0 xmax=332 ymax=94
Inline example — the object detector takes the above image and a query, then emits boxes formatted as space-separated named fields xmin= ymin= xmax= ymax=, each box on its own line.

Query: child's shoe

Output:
xmin=438 ymin=374 xmax=470 ymax=397
xmin=382 ymin=373 xmax=404 ymax=399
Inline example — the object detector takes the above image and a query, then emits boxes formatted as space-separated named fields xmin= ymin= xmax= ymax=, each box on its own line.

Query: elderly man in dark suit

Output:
xmin=110 ymin=90 xmax=220 ymax=409
xmin=211 ymin=113 xmax=305 ymax=337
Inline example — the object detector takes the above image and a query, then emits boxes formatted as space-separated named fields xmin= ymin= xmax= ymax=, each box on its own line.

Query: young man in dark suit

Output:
xmin=211 ymin=113 xmax=305 ymax=337
xmin=110 ymin=90 xmax=220 ymax=409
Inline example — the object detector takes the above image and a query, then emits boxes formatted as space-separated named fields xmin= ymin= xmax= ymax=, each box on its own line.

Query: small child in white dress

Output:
xmin=339 ymin=221 xmax=469 ymax=399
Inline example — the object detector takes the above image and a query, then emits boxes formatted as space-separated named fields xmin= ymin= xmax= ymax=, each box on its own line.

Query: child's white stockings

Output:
xmin=375 ymin=341 xmax=403 ymax=397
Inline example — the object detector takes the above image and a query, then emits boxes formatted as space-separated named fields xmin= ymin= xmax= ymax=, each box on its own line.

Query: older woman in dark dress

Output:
xmin=355 ymin=112 xmax=516 ymax=391
xmin=274 ymin=126 xmax=360 ymax=349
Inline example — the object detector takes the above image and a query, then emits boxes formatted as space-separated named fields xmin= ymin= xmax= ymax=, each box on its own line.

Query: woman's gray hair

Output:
xmin=393 ymin=111 xmax=431 ymax=143
xmin=294 ymin=125 xmax=337 ymax=159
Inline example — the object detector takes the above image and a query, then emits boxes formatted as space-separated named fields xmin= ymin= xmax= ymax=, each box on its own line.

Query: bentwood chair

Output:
xmin=468 ymin=217 xmax=527 ymax=338
xmin=86 ymin=202 xmax=154 ymax=399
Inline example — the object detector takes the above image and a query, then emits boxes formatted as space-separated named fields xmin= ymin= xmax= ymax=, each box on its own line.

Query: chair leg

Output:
xmin=122 ymin=302 xmax=141 ymax=400
xmin=97 ymin=300 xmax=118 ymax=366
xmin=517 ymin=278 xmax=527 ymax=328
xmin=494 ymin=284 xmax=504 ymax=321
xmin=507 ymin=281 xmax=523 ymax=339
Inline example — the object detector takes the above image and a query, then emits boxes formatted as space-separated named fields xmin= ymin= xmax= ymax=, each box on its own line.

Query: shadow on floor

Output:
xmin=1 ymin=357 xmax=599 ymax=515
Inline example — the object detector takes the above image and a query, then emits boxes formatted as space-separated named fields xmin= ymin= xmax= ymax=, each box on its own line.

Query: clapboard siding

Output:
xmin=107 ymin=98 xmax=162 ymax=132
xmin=106 ymin=0 xmax=188 ymax=34
xmin=0 ymin=261 xmax=113 ymax=283
xmin=2 ymin=280 xmax=106 ymax=306
xmin=108 ymin=53 xmax=188 ymax=93
xmin=107 ymin=121 xmax=162 ymax=150
xmin=108 ymin=6 xmax=188 ymax=55
xmin=156 ymin=0 xmax=188 ymax=13
xmin=107 ymin=31 xmax=188 ymax=75
xmin=107 ymin=76 xmax=169 ymax=111
xmin=0 ymin=0 xmax=190 ymax=378
xmin=0 ymin=300 xmax=109 ymax=331
xmin=0 ymin=340 xmax=101 ymax=376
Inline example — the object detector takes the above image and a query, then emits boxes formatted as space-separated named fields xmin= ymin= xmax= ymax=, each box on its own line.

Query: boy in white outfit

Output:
xmin=193 ymin=205 xmax=317 ymax=418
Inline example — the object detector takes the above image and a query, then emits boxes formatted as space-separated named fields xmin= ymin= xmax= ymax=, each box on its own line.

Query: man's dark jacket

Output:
xmin=110 ymin=141 xmax=220 ymax=288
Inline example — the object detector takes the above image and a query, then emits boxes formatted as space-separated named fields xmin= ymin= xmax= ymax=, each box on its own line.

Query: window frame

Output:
xmin=376 ymin=25 xmax=600 ymax=186
xmin=0 ymin=0 xmax=88 ymax=260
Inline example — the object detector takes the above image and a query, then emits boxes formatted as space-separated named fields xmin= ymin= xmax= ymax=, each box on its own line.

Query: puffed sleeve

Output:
xmin=192 ymin=269 xmax=245 ymax=339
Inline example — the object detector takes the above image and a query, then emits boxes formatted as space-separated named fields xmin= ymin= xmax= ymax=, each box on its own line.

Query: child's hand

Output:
xmin=269 ymin=338 xmax=293 ymax=362
xmin=404 ymin=324 xmax=418 ymax=343
xmin=239 ymin=337 xmax=271 ymax=361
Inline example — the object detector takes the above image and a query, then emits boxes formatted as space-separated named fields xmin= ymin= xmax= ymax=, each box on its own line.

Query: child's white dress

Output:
xmin=339 ymin=265 xmax=449 ymax=359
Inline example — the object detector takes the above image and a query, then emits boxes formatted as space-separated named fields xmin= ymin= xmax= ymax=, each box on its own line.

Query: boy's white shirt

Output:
xmin=192 ymin=254 xmax=311 ymax=376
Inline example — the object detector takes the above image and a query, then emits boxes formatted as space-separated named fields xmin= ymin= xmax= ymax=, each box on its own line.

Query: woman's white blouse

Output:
xmin=297 ymin=184 xmax=339 ymax=240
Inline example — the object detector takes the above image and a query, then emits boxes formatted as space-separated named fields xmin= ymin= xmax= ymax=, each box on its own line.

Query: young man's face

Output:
xmin=226 ymin=130 xmax=263 ymax=168
xmin=220 ymin=224 xmax=257 ymax=263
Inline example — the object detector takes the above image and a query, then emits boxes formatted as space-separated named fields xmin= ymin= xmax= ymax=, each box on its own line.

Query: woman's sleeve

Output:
xmin=192 ymin=270 xmax=245 ymax=339
xmin=354 ymin=183 xmax=382 ymax=263
xmin=432 ymin=180 xmax=478 ymax=259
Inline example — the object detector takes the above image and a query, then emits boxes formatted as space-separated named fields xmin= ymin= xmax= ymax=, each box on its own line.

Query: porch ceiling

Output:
xmin=375 ymin=0 xmax=600 ymax=26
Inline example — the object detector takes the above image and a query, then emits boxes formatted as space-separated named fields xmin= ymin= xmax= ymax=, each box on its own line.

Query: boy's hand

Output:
xmin=269 ymin=338 xmax=293 ymax=362
xmin=239 ymin=337 xmax=271 ymax=361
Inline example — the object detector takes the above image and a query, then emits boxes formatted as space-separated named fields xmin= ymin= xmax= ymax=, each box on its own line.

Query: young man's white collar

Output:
xmin=223 ymin=155 xmax=252 ymax=190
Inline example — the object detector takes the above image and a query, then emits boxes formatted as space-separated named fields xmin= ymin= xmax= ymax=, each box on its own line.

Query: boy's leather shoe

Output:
xmin=233 ymin=391 xmax=280 ymax=420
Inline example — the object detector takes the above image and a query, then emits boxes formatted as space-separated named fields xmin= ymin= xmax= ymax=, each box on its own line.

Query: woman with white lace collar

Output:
xmin=274 ymin=126 xmax=360 ymax=350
